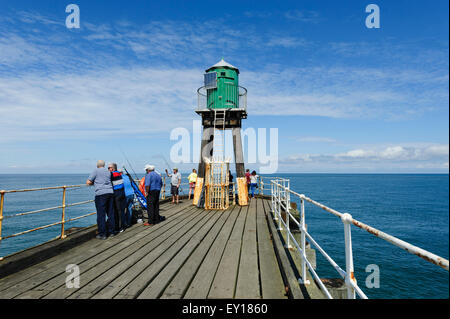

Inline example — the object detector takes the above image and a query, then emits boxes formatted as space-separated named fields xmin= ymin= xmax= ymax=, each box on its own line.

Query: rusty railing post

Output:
xmin=60 ymin=186 xmax=67 ymax=239
xmin=162 ymin=176 xmax=166 ymax=200
xmin=0 ymin=190 xmax=5 ymax=260
xmin=258 ymin=176 xmax=261 ymax=195
xmin=342 ymin=213 xmax=356 ymax=299
xmin=299 ymin=195 xmax=310 ymax=284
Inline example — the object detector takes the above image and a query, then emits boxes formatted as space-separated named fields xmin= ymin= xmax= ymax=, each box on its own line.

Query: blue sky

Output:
xmin=0 ymin=0 xmax=448 ymax=174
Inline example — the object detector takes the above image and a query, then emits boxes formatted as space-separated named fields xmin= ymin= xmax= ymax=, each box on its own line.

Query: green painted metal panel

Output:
xmin=206 ymin=67 xmax=239 ymax=109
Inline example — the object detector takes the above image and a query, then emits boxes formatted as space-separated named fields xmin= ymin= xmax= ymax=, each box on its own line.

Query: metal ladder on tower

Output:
xmin=213 ymin=109 xmax=226 ymax=162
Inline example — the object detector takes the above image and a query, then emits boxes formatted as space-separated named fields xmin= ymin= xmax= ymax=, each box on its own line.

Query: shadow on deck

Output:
xmin=0 ymin=197 xmax=310 ymax=299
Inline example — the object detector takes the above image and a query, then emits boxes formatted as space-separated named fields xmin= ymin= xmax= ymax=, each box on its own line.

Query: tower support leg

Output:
xmin=194 ymin=127 xmax=214 ymax=206
xmin=232 ymin=127 xmax=248 ymax=206
xmin=232 ymin=127 xmax=245 ymax=178
xmin=197 ymin=127 xmax=214 ymax=178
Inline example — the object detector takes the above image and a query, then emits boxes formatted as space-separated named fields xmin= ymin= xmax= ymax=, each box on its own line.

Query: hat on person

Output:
xmin=144 ymin=164 xmax=155 ymax=171
xmin=173 ymin=167 xmax=178 ymax=170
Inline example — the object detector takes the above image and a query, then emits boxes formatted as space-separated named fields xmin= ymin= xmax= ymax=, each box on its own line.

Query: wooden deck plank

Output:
xmin=111 ymin=209 xmax=217 ymax=299
xmin=147 ymin=207 xmax=234 ymax=299
xmin=256 ymin=198 xmax=287 ymax=299
xmin=184 ymin=205 xmax=242 ymax=299
xmin=235 ymin=198 xmax=260 ymax=299
xmin=33 ymin=202 xmax=194 ymax=296
xmin=1 ymin=198 xmax=305 ymax=300
xmin=206 ymin=204 xmax=248 ymax=299
xmin=11 ymin=203 xmax=194 ymax=299
xmin=62 ymin=206 xmax=206 ymax=299
xmin=39 ymin=206 xmax=200 ymax=299
xmin=1 ymin=203 xmax=191 ymax=299
xmin=136 ymin=209 xmax=229 ymax=299
xmin=0 ymin=200 xmax=182 ymax=292
xmin=159 ymin=207 xmax=237 ymax=299
xmin=261 ymin=198 xmax=304 ymax=299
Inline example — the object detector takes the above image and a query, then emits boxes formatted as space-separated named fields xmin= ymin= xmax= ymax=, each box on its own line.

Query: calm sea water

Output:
xmin=0 ymin=173 xmax=448 ymax=299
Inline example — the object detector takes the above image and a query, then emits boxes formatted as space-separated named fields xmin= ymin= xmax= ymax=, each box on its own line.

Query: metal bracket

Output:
xmin=298 ymin=278 xmax=311 ymax=285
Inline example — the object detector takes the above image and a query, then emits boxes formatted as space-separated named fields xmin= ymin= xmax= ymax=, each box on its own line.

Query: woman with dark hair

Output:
xmin=249 ymin=170 xmax=258 ymax=198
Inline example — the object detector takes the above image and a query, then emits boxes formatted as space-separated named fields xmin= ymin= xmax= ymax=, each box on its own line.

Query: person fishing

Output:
xmin=108 ymin=163 xmax=129 ymax=233
xmin=144 ymin=164 xmax=164 ymax=225
xmin=121 ymin=170 xmax=135 ymax=227
xmin=245 ymin=169 xmax=251 ymax=194
xmin=86 ymin=160 xmax=115 ymax=239
xmin=140 ymin=166 xmax=151 ymax=197
xmin=165 ymin=167 xmax=181 ymax=204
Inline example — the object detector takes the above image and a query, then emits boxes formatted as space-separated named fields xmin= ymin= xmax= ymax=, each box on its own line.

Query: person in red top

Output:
xmin=245 ymin=169 xmax=251 ymax=194
xmin=108 ymin=163 xmax=128 ymax=233
xmin=139 ymin=177 xmax=146 ymax=197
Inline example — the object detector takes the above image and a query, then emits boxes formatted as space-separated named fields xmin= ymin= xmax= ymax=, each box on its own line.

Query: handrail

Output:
xmin=263 ymin=176 xmax=449 ymax=299
xmin=0 ymin=177 xmax=194 ymax=260
xmin=0 ymin=185 xmax=96 ymax=260
xmin=197 ymin=85 xmax=247 ymax=111
xmin=3 ymin=200 xmax=94 ymax=219
xmin=1 ymin=185 xmax=85 ymax=194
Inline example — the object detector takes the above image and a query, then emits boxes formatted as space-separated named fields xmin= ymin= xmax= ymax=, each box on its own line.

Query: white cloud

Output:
xmin=0 ymin=67 xmax=202 ymax=142
xmin=284 ymin=10 xmax=320 ymax=23
xmin=0 ymin=9 xmax=448 ymax=170
xmin=279 ymin=144 xmax=449 ymax=172
xmin=296 ymin=137 xmax=337 ymax=143
xmin=266 ymin=36 xmax=309 ymax=48
xmin=334 ymin=144 xmax=449 ymax=162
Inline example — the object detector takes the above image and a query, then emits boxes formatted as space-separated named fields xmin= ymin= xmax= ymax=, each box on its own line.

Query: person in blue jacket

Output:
xmin=108 ymin=163 xmax=128 ymax=233
xmin=144 ymin=164 xmax=165 ymax=225
xmin=122 ymin=170 xmax=135 ymax=227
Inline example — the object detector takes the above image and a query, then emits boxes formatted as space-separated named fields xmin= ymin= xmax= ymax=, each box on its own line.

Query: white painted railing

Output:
xmin=268 ymin=177 xmax=449 ymax=299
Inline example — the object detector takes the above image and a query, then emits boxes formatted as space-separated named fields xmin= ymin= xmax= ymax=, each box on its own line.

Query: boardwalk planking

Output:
xmin=136 ymin=208 xmax=228 ymax=299
xmin=235 ymin=198 xmax=260 ymax=299
xmin=141 ymin=206 xmax=235 ymax=299
xmin=0 ymin=201 xmax=183 ymax=292
xmin=206 ymin=204 xmax=248 ymax=299
xmin=183 ymin=205 xmax=242 ymax=299
xmin=1 ymin=201 xmax=192 ymax=299
xmin=0 ymin=198 xmax=301 ymax=299
xmin=159 ymin=205 xmax=236 ymax=299
xmin=12 ymin=202 xmax=194 ymax=299
xmin=35 ymin=203 xmax=195 ymax=298
xmin=261 ymin=199 xmax=304 ymax=299
xmin=256 ymin=197 xmax=287 ymax=299
xmin=65 ymin=206 xmax=207 ymax=299
xmin=110 ymin=209 xmax=218 ymax=299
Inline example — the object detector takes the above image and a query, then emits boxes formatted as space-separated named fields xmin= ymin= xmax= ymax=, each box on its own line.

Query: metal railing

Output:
xmin=159 ymin=176 xmax=191 ymax=200
xmin=197 ymin=85 xmax=247 ymax=111
xmin=266 ymin=176 xmax=449 ymax=299
xmin=0 ymin=184 xmax=96 ymax=260
xmin=0 ymin=177 xmax=196 ymax=260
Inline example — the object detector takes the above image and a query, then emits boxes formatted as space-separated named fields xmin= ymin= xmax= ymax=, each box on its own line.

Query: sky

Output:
xmin=0 ymin=0 xmax=448 ymax=174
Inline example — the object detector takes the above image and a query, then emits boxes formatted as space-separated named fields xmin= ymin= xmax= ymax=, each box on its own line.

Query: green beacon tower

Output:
xmin=195 ymin=59 xmax=248 ymax=206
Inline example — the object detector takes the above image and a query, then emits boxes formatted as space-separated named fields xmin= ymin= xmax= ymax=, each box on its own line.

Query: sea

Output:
xmin=0 ymin=173 xmax=448 ymax=299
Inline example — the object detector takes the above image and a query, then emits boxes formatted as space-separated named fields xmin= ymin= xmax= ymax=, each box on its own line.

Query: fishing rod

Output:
xmin=153 ymin=154 xmax=173 ymax=174
xmin=122 ymin=166 xmax=147 ymax=209
xmin=119 ymin=146 xmax=140 ymax=181
xmin=153 ymin=154 xmax=185 ymax=193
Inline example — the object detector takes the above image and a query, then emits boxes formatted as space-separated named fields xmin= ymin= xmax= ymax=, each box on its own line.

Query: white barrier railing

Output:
xmin=269 ymin=177 xmax=449 ymax=299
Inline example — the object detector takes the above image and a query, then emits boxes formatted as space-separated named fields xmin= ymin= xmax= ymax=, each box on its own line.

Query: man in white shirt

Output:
xmin=165 ymin=168 xmax=181 ymax=204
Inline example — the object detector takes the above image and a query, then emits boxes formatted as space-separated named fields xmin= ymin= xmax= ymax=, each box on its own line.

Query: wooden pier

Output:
xmin=0 ymin=197 xmax=308 ymax=299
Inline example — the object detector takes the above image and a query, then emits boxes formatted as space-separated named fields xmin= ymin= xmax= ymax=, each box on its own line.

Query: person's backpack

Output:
xmin=131 ymin=206 xmax=144 ymax=224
